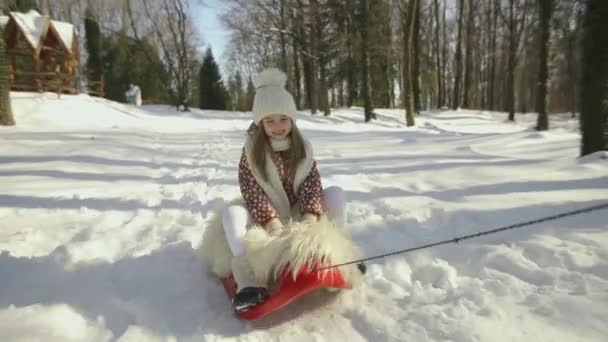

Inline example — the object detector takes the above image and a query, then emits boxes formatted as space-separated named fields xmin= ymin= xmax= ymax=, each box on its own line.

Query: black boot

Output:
xmin=232 ymin=287 xmax=270 ymax=313
xmin=357 ymin=262 xmax=367 ymax=275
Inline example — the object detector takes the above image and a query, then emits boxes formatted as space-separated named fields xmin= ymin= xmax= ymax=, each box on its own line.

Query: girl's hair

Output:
xmin=250 ymin=120 xmax=306 ymax=181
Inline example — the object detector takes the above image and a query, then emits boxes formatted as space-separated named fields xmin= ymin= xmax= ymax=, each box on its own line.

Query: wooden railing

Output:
xmin=9 ymin=71 xmax=77 ymax=96
xmin=87 ymin=76 xmax=104 ymax=97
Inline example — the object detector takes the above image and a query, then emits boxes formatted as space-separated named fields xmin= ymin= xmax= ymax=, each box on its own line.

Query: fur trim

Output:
xmin=198 ymin=199 xmax=244 ymax=278
xmin=253 ymin=68 xmax=287 ymax=89
xmin=244 ymin=215 xmax=364 ymax=287
xmin=199 ymin=200 xmax=364 ymax=288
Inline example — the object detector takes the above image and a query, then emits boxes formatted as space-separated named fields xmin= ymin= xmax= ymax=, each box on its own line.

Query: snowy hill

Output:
xmin=1 ymin=92 xmax=607 ymax=341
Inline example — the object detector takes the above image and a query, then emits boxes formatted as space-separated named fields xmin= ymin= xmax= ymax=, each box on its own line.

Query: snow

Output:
xmin=51 ymin=20 xmax=75 ymax=52
xmin=10 ymin=10 xmax=47 ymax=50
xmin=0 ymin=16 xmax=8 ymax=29
xmin=1 ymin=92 xmax=607 ymax=341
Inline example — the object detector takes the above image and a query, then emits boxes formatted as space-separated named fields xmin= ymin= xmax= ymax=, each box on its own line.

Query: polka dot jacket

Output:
xmin=238 ymin=149 xmax=324 ymax=226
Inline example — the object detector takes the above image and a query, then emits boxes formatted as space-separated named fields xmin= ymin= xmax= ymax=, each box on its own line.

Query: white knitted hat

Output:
xmin=252 ymin=68 xmax=297 ymax=125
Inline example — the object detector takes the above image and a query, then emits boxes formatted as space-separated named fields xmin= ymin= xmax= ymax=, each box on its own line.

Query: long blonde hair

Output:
xmin=249 ymin=120 xmax=306 ymax=181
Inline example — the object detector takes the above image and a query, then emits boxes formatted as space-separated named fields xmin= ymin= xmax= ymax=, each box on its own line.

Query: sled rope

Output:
xmin=316 ymin=202 xmax=608 ymax=271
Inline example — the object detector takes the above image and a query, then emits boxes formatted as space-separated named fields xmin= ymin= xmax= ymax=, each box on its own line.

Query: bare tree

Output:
xmin=126 ymin=0 xmax=200 ymax=111
xmin=214 ymin=0 xmax=590 ymax=123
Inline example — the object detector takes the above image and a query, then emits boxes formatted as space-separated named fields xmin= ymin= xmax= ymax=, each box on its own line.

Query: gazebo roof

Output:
xmin=8 ymin=10 xmax=76 ymax=53
xmin=11 ymin=10 xmax=48 ymax=50
xmin=50 ymin=20 xmax=75 ymax=52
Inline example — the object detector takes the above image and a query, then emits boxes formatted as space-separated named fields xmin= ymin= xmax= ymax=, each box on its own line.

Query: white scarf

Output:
xmin=270 ymin=138 xmax=291 ymax=151
xmin=244 ymin=136 xmax=314 ymax=223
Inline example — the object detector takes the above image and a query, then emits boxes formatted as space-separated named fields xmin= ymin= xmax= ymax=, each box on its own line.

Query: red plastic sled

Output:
xmin=221 ymin=261 xmax=350 ymax=320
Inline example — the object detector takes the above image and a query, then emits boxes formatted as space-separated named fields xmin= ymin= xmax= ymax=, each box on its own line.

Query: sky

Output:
xmin=192 ymin=0 xmax=231 ymax=75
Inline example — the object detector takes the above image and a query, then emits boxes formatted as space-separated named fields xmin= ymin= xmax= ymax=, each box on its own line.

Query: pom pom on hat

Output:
xmin=253 ymin=68 xmax=288 ymax=89
xmin=252 ymin=68 xmax=297 ymax=125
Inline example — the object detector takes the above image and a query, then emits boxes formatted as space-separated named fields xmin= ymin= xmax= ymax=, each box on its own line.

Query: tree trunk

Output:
xmin=381 ymin=5 xmax=393 ymax=109
xmin=279 ymin=0 xmax=290 ymax=92
xmin=535 ymin=0 xmax=552 ymax=131
xmin=308 ymin=0 xmax=320 ymax=115
xmin=359 ymin=0 xmax=375 ymax=121
xmin=311 ymin=0 xmax=330 ymax=116
xmin=412 ymin=0 xmax=421 ymax=112
xmin=442 ymin=1 xmax=449 ymax=107
xmin=565 ymin=6 xmax=582 ymax=117
xmin=319 ymin=58 xmax=330 ymax=116
xmin=433 ymin=0 xmax=443 ymax=108
xmin=507 ymin=0 xmax=517 ymax=121
xmin=346 ymin=0 xmax=356 ymax=108
xmin=403 ymin=0 xmax=418 ymax=126
xmin=485 ymin=0 xmax=495 ymax=110
xmin=580 ymin=0 xmax=608 ymax=155
xmin=453 ymin=0 xmax=465 ymax=109
xmin=296 ymin=0 xmax=314 ymax=111
xmin=290 ymin=7 xmax=302 ymax=109
xmin=338 ymin=74 xmax=345 ymax=107
xmin=121 ymin=0 xmax=129 ymax=34
xmin=463 ymin=0 xmax=475 ymax=109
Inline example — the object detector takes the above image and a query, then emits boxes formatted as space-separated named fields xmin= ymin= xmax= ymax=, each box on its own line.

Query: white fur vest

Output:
xmin=243 ymin=135 xmax=315 ymax=223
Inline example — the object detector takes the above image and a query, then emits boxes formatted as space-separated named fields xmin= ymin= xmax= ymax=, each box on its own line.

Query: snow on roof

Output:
xmin=9 ymin=10 xmax=75 ymax=52
xmin=11 ymin=10 xmax=48 ymax=50
xmin=0 ymin=16 xmax=8 ymax=29
xmin=51 ymin=20 xmax=74 ymax=52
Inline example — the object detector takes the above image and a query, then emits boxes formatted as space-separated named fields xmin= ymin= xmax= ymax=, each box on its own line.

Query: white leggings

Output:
xmin=223 ymin=186 xmax=346 ymax=257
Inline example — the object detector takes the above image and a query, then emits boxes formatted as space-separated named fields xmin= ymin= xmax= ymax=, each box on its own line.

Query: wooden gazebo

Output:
xmin=1 ymin=10 xmax=79 ymax=94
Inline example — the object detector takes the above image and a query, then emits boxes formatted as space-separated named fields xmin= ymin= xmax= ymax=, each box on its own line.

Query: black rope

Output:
xmin=316 ymin=202 xmax=608 ymax=271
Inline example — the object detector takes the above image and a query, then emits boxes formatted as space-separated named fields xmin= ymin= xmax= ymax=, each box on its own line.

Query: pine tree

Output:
xmin=101 ymin=33 xmax=169 ymax=104
xmin=84 ymin=8 xmax=102 ymax=95
xmin=199 ymin=48 xmax=227 ymax=110
xmin=227 ymin=71 xmax=246 ymax=111
xmin=8 ymin=0 xmax=39 ymax=12
xmin=0 ymin=28 xmax=15 ymax=126
xmin=246 ymin=77 xmax=255 ymax=111
xmin=226 ymin=73 xmax=237 ymax=110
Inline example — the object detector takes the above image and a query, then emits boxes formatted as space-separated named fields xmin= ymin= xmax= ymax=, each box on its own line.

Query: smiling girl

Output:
xmin=221 ymin=68 xmax=348 ymax=312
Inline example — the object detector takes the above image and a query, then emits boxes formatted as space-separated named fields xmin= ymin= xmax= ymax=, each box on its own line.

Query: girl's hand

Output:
xmin=265 ymin=218 xmax=285 ymax=236
xmin=302 ymin=213 xmax=318 ymax=224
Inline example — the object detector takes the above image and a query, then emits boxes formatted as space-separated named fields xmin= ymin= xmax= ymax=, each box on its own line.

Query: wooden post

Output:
xmin=34 ymin=55 xmax=42 ymax=92
xmin=99 ymin=75 xmax=104 ymax=97
xmin=8 ymin=54 xmax=15 ymax=84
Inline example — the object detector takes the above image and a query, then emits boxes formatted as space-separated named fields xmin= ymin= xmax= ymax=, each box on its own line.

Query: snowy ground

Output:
xmin=1 ymin=92 xmax=607 ymax=341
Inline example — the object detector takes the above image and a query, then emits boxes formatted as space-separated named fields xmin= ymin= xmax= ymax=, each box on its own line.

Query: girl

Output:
xmin=222 ymin=68 xmax=348 ymax=312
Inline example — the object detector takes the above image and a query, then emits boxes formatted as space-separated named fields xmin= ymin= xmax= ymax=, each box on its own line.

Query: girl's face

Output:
xmin=261 ymin=114 xmax=292 ymax=140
